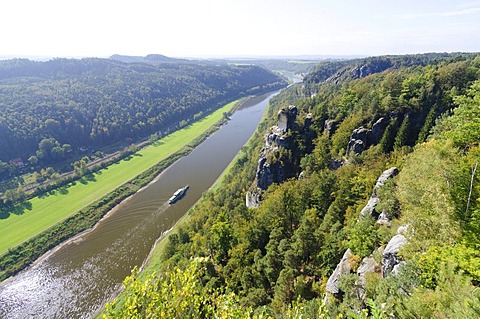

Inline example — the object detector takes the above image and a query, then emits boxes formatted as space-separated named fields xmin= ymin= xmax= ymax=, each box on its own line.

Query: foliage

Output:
xmin=0 ymin=58 xmax=285 ymax=162
xmin=434 ymin=79 xmax=480 ymax=148
xmin=0 ymin=101 xmax=236 ymax=278
xmin=102 ymin=53 xmax=480 ymax=317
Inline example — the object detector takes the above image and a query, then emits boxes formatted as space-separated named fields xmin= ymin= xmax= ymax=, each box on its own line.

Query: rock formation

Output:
xmin=247 ymin=105 xmax=303 ymax=207
xmin=324 ymin=119 xmax=339 ymax=136
xmin=359 ymin=167 xmax=398 ymax=219
xmin=346 ymin=117 xmax=389 ymax=156
xmin=382 ymin=231 xmax=407 ymax=277
xmin=356 ymin=257 xmax=381 ymax=301
xmin=324 ymin=249 xmax=353 ymax=302
xmin=324 ymin=167 xmax=403 ymax=304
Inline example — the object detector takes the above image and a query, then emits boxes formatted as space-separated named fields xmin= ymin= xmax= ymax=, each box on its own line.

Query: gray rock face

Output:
xmin=346 ymin=127 xmax=371 ymax=155
xmin=256 ymin=156 xmax=287 ymax=191
xmin=277 ymin=105 xmax=298 ymax=133
xmin=347 ymin=139 xmax=366 ymax=155
xmin=325 ymin=249 xmax=353 ymax=296
xmin=255 ymin=106 xmax=300 ymax=191
xmin=373 ymin=167 xmax=398 ymax=196
xmin=324 ymin=119 xmax=339 ymax=136
xmin=246 ymin=189 xmax=261 ymax=208
xmin=359 ymin=197 xmax=380 ymax=218
xmin=371 ymin=117 xmax=388 ymax=145
xmin=356 ymin=257 xmax=380 ymax=301
xmin=359 ymin=167 xmax=398 ymax=219
xmin=265 ymin=131 xmax=290 ymax=148
xmin=346 ymin=117 xmax=390 ymax=155
xmin=382 ymin=234 xmax=407 ymax=277
xmin=277 ymin=109 xmax=289 ymax=132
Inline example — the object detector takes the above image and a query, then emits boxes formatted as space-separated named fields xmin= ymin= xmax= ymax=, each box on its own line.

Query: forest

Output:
xmin=104 ymin=52 xmax=480 ymax=318
xmin=0 ymin=57 xmax=285 ymax=168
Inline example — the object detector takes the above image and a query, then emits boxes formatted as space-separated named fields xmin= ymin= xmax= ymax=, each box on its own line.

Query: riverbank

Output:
xmin=100 ymin=92 xmax=278 ymax=317
xmin=0 ymin=98 xmax=244 ymax=282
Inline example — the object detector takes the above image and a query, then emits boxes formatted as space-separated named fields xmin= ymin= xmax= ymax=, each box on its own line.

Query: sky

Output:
xmin=1 ymin=0 xmax=480 ymax=59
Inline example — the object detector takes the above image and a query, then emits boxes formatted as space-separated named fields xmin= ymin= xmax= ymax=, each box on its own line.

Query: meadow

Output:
xmin=0 ymin=101 xmax=238 ymax=255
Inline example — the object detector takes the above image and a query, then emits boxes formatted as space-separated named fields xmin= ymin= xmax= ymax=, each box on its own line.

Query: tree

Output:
xmin=28 ymin=155 xmax=38 ymax=166
xmin=434 ymin=79 xmax=480 ymax=148
xmin=394 ymin=115 xmax=411 ymax=150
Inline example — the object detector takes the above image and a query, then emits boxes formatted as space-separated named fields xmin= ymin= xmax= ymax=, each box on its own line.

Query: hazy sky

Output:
xmin=2 ymin=0 xmax=480 ymax=58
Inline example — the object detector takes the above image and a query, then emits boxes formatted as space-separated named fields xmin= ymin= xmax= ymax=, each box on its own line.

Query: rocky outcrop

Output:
xmin=346 ymin=127 xmax=370 ymax=155
xmin=246 ymin=188 xmax=262 ymax=208
xmin=304 ymin=113 xmax=313 ymax=131
xmin=256 ymin=156 xmax=289 ymax=191
xmin=328 ymin=158 xmax=344 ymax=170
xmin=359 ymin=167 xmax=398 ymax=219
xmin=247 ymin=105 xmax=305 ymax=205
xmin=371 ymin=117 xmax=388 ymax=145
xmin=373 ymin=167 xmax=399 ymax=196
xmin=382 ymin=232 xmax=407 ymax=277
xmin=325 ymin=249 xmax=353 ymax=302
xmin=356 ymin=257 xmax=381 ymax=301
xmin=277 ymin=105 xmax=298 ymax=132
xmin=324 ymin=119 xmax=339 ymax=136
xmin=346 ymin=117 xmax=389 ymax=156
xmin=359 ymin=197 xmax=381 ymax=219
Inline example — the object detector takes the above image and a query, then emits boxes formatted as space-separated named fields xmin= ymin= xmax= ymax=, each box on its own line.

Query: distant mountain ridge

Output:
xmin=109 ymin=54 xmax=188 ymax=64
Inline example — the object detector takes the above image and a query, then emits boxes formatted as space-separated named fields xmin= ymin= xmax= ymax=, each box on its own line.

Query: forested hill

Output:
xmin=303 ymin=52 xmax=479 ymax=88
xmin=0 ymin=58 xmax=285 ymax=162
xmin=104 ymin=52 xmax=480 ymax=318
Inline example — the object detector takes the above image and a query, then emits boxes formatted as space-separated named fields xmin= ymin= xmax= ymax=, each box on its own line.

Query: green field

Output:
xmin=0 ymin=101 xmax=238 ymax=255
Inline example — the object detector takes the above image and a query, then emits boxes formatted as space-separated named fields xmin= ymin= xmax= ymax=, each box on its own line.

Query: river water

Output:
xmin=0 ymin=91 xmax=278 ymax=319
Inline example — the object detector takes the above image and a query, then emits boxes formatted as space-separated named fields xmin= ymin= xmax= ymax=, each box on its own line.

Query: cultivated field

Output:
xmin=0 ymin=101 xmax=238 ymax=255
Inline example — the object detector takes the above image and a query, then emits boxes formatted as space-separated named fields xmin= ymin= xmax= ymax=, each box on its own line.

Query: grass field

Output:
xmin=0 ymin=101 xmax=238 ymax=255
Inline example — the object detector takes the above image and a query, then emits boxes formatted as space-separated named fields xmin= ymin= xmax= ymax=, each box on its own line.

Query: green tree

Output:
xmin=434 ymin=79 xmax=480 ymax=148
xmin=394 ymin=115 xmax=411 ymax=150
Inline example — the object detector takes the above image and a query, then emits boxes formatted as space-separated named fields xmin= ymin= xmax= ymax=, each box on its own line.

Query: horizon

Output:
xmin=1 ymin=0 xmax=479 ymax=59
xmin=1 ymin=51 xmax=478 ymax=63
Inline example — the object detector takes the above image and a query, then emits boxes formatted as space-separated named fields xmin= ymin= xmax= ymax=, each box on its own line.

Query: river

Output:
xmin=0 ymin=91 xmax=279 ymax=319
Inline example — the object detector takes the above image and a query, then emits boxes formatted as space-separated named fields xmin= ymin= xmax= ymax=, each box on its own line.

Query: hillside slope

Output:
xmin=104 ymin=53 xmax=480 ymax=318
xmin=0 ymin=58 xmax=285 ymax=163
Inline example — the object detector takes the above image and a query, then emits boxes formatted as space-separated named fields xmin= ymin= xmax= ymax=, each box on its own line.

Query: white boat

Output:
xmin=168 ymin=185 xmax=189 ymax=204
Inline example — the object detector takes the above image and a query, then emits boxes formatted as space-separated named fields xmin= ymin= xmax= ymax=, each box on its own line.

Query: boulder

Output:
xmin=356 ymin=257 xmax=380 ymax=301
xmin=382 ymin=234 xmax=407 ymax=277
xmin=371 ymin=117 xmax=389 ymax=145
xmin=372 ymin=167 xmax=398 ymax=196
xmin=376 ymin=211 xmax=392 ymax=226
xmin=359 ymin=197 xmax=380 ymax=219
xmin=346 ymin=127 xmax=371 ymax=155
xmin=325 ymin=249 xmax=353 ymax=299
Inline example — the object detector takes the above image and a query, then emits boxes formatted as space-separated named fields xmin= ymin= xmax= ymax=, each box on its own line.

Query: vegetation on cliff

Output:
xmin=105 ymin=53 xmax=480 ymax=318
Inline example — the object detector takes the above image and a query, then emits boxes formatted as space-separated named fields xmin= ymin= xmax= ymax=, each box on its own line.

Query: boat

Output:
xmin=168 ymin=185 xmax=189 ymax=204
